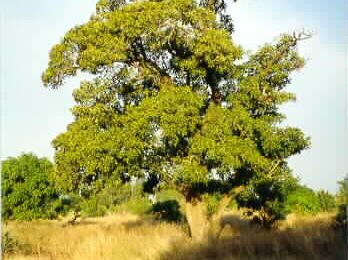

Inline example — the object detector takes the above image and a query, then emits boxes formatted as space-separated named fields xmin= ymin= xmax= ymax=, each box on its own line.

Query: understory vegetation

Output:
xmin=2 ymin=160 xmax=346 ymax=259
xmin=1 ymin=153 xmax=346 ymax=259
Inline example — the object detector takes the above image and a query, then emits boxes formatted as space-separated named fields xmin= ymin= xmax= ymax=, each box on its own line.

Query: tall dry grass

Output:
xmin=4 ymin=213 xmax=188 ymax=260
xmin=163 ymin=213 xmax=344 ymax=260
xmin=3 ymin=212 xmax=344 ymax=260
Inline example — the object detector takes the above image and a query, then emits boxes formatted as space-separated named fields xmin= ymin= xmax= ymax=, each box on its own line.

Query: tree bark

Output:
xmin=185 ymin=199 xmax=209 ymax=243
xmin=209 ymin=195 xmax=231 ymax=240
xmin=184 ymin=195 xmax=231 ymax=243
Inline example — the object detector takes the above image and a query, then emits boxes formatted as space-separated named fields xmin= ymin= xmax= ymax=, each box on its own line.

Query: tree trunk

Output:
xmin=185 ymin=195 xmax=231 ymax=243
xmin=185 ymin=199 xmax=209 ymax=243
xmin=209 ymin=195 xmax=231 ymax=240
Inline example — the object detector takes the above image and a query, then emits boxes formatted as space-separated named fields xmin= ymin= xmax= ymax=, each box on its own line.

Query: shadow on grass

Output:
xmin=160 ymin=215 xmax=345 ymax=260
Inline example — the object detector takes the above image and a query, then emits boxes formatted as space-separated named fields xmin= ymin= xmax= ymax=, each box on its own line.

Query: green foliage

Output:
xmin=99 ymin=181 xmax=132 ymax=207
xmin=99 ymin=182 xmax=153 ymax=215
xmin=43 ymin=0 xmax=310 ymax=227
xmin=80 ymin=196 xmax=108 ymax=217
xmin=284 ymin=185 xmax=336 ymax=216
xmin=79 ymin=181 xmax=152 ymax=216
xmin=156 ymin=189 xmax=185 ymax=203
xmin=202 ymin=193 xmax=223 ymax=217
xmin=1 ymin=153 xmax=65 ymax=220
xmin=236 ymin=172 xmax=298 ymax=226
xmin=114 ymin=196 xmax=153 ymax=215
xmin=316 ymin=190 xmax=336 ymax=213
xmin=285 ymin=185 xmax=321 ymax=215
xmin=336 ymin=177 xmax=348 ymax=224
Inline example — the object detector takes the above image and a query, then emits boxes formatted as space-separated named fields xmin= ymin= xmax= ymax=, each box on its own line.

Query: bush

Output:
xmin=52 ymin=195 xmax=77 ymax=216
xmin=107 ymin=183 xmax=153 ymax=215
xmin=78 ymin=182 xmax=152 ymax=217
xmin=285 ymin=185 xmax=321 ymax=215
xmin=236 ymin=176 xmax=293 ymax=227
xmin=114 ymin=197 xmax=153 ymax=215
xmin=156 ymin=189 xmax=184 ymax=203
xmin=1 ymin=153 xmax=64 ymax=220
xmin=81 ymin=196 xmax=108 ymax=217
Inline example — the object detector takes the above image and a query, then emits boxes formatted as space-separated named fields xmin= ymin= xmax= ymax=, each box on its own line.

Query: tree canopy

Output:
xmin=43 ymin=0 xmax=310 ymax=235
xmin=1 ymin=153 xmax=64 ymax=220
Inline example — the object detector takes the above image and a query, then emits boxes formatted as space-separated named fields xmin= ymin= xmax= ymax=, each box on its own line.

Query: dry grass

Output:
xmin=3 ymin=212 xmax=344 ymax=260
xmin=4 ymin=213 xmax=188 ymax=260
xmin=163 ymin=212 xmax=344 ymax=260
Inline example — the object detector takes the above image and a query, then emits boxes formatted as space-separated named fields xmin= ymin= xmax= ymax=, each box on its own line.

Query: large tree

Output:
xmin=43 ymin=0 xmax=310 ymax=240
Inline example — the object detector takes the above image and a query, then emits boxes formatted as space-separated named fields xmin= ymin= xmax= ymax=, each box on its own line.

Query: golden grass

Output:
xmin=3 ymin=212 xmax=344 ymax=260
xmin=163 ymin=212 xmax=344 ymax=260
xmin=4 ymin=213 xmax=188 ymax=260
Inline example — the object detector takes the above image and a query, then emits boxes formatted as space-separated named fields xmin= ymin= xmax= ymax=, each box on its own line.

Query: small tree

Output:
xmin=336 ymin=177 xmax=348 ymax=224
xmin=1 ymin=153 xmax=64 ymax=220
xmin=43 ymin=0 xmax=310 ymax=240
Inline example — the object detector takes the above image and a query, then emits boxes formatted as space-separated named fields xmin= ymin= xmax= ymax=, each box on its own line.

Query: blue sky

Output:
xmin=1 ymin=0 xmax=347 ymax=193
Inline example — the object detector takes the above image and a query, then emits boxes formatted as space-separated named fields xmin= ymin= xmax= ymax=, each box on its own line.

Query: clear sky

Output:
xmin=1 ymin=0 xmax=347 ymax=193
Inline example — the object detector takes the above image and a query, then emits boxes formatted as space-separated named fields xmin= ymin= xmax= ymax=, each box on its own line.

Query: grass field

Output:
xmin=2 ymin=212 xmax=344 ymax=260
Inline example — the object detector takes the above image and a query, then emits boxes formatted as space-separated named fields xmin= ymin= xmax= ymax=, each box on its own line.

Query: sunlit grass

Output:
xmin=3 ymin=212 xmax=343 ymax=260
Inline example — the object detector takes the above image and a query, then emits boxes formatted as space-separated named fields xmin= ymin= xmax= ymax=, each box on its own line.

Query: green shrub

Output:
xmin=285 ymin=185 xmax=321 ymax=215
xmin=236 ymin=176 xmax=294 ymax=227
xmin=106 ymin=183 xmax=153 ymax=215
xmin=76 ymin=182 xmax=154 ymax=217
xmin=286 ymin=186 xmax=336 ymax=216
xmin=114 ymin=197 xmax=152 ymax=215
xmin=52 ymin=195 xmax=77 ymax=216
xmin=108 ymin=183 xmax=133 ymax=205
xmin=1 ymin=153 xmax=65 ymax=220
xmin=128 ymin=197 xmax=153 ymax=215
xmin=203 ymin=193 xmax=223 ymax=217
xmin=81 ymin=196 xmax=108 ymax=217
xmin=156 ymin=189 xmax=184 ymax=203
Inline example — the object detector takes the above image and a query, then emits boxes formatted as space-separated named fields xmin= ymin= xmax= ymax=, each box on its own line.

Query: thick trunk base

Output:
xmin=185 ymin=200 xmax=209 ymax=243
xmin=185 ymin=196 xmax=231 ymax=243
